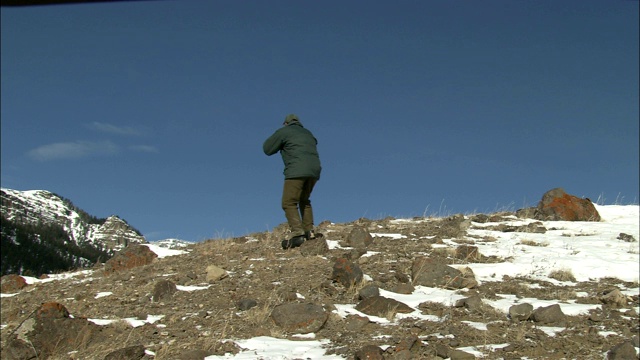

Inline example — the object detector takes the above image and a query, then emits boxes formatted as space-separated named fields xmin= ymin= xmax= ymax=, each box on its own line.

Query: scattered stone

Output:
xmin=509 ymin=303 xmax=534 ymax=321
xmin=606 ymin=341 xmax=637 ymax=360
xmin=435 ymin=343 xmax=450 ymax=358
xmin=270 ymin=303 xmax=328 ymax=334
xmin=534 ymin=188 xmax=601 ymax=221
xmin=617 ymin=233 xmax=636 ymax=242
xmin=237 ymin=298 xmax=258 ymax=311
xmin=36 ymin=302 xmax=70 ymax=319
xmin=347 ymin=226 xmax=374 ymax=249
xmin=455 ymin=295 xmax=485 ymax=313
xmin=359 ymin=284 xmax=380 ymax=300
xmin=355 ymin=296 xmax=413 ymax=318
xmin=332 ymin=258 xmax=363 ymax=288
xmin=104 ymin=244 xmax=158 ymax=275
xmin=531 ymin=304 xmax=566 ymax=324
xmin=390 ymin=283 xmax=415 ymax=295
xmin=391 ymin=335 xmax=421 ymax=355
xmin=455 ymin=245 xmax=482 ymax=261
xmin=516 ymin=207 xmax=537 ymax=219
xmin=601 ymin=289 xmax=628 ymax=308
xmin=104 ymin=344 xmax=146 ymax=360
xmin=411 ymin=257 xmax=476 ymax=289
xmin=299 ymin=237 xmax=329 ymax=256
xmin=588 ymin=310 xmax=604 ymax=322
xmin=354 ymin=344 xmax=385 ymax=359
xmin=345 ymin=314 xmax=370 ymax=331
xmin=439 ymin=214 xmax=471 ymax=238
xmin=394 ymin=272 xmax=410 ymax=283
xmin=152 ymin=279 xmax=177 ymax=302
xmin=3 ymin=338 xmax=38 ymax=360
xmin=449 ymin=348 xmax=476 ymax=359
xmin=1 ymin=274 xmax=27 ymax=293
xmin=206 ymin=265 xmax=228 ymax=283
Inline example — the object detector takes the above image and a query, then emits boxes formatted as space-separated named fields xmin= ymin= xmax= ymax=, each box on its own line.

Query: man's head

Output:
xmin=283 ymin=114 xmax=300 ymax=125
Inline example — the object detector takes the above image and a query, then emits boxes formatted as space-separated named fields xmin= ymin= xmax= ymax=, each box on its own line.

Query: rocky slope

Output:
xmin=1 ymin=207 xmax=638 ymax=360
xmin=1 ymin=188 xmax=146 ymax=252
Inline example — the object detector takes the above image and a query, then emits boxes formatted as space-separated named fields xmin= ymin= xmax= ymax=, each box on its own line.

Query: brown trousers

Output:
xmin=281 ymin=177 xmax=317 ymax=237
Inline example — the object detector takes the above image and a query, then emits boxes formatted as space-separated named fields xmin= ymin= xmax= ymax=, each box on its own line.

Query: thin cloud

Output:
xmin=27 ymin=141 xmax=121 ymax=161
xmin=130 ymin=145 xmax=159 ymax=153
xmin=89 ymin=122 xmax=144 ymax=136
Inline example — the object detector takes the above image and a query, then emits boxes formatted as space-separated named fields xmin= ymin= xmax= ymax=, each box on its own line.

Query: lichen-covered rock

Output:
xmin=535 ymin=188 xmax=601 ymax=221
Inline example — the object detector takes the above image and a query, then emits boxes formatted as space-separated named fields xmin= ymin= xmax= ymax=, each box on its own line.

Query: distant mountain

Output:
xmin=1 ymin=188 xmax=147 ymax=276
xmin=149 ymin=238 xmax=194 ymax=250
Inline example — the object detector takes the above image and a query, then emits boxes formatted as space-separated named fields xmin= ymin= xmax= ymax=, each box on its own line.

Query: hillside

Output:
xmin=1 ymin=203 xmax=638 ymax=359
xmin=1 ymin=188 xmax=147 ymax=276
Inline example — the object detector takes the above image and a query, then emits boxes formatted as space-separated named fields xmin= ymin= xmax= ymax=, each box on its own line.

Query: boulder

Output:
xmin=152 ymin=280 xmax=177 ymax=302
xmin=531 ymin=304 xmax=566 ymax=324
xmin=1 ymin=274 xmax=28 ymax=293
xmin=534 ymin=188 xmax=600 ymax=221
xmin=104 ymin=244 xmax=157 ymax=275
xmin=236 ymin=298 xmax=258 ymax=311
xmin=354 ymin=345 xmax=385 ymax=359
xmin=332 ymin=258 xmax=363 ymax=288
xmin=509 ymin=303 xmax=534 ymax=321
xmin=411 ymin=257 xmax=476 ymax=289
xmin=299 ymin=237 xmax=329 ymax=256
xmin=346 ymin=226 xmax=374 ymax=249
xmin=270 ymin=303 xmax=328 ymax=334
xmin=206 ymin=265 xmax=228 ymax=283
xmin=354 ymin=296 xmax=413 ymax=318
xmin=36 ymin=302 xmax=70 ymax=319
xmin=607 ymin=341 xmax=637 ymax=360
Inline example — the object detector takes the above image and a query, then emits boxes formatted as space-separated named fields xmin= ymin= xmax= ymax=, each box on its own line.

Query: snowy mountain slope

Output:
xmin=1 ymin=188 xmax=146 ymax=251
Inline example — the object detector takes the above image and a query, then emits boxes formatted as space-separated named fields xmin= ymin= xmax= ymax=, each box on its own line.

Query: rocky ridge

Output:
xmin=1 ymin=188 xmax=146 ymax=251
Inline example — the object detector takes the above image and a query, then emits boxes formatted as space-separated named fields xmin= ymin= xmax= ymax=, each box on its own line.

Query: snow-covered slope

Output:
xmin=1 ymin=188 xmax=146 ymax=251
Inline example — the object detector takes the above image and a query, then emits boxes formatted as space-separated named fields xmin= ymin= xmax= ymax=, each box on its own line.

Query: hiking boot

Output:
xmin=305 ymin=230 xmax=324 ymax=240
xmin=281 ymin=235 xmax=306 ymax=250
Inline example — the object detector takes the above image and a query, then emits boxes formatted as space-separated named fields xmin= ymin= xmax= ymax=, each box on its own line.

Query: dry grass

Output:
xmin=548 ymin=268 xmax=576 ymax=282
xmin=519 ymin=239 xmax=549 ymax=247
xmin=347 ymin=278 xmax=370 ymax=300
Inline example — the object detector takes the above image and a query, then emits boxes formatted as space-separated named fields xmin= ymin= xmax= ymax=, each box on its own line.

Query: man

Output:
xmin=263 ymin=114 xmax=322 ymax=249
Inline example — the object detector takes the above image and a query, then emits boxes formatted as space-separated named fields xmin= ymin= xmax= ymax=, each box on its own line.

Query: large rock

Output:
xmin=206 ymin=264 xmax=229 ymax=283
xmin=607 ymin=341 xmax=637 ymax=360
xmin=355 ymin=296 xmax=413 ymax=318
xmin=346 ymin=226 xmax=374 ymax=249
xmin=354 ymin=345 xmax=385 ymax=359
xmin=299 ymin=237 xmax=329 ymax=256
xmin=104 ymin=244 xmax=157 ymax=275
xmin=270 ymin=303 xmax=328 ymax=334
xmin=332 ymin=258 xmax=363 ymax=288
xmin=152 ymin=280 xmax=177 ymax=302
xmin=411 ymin=257 xmax=476 ymax=289
xmin=509 ymin=303 xmax=534 ymax=321
xmin=534 ymin=188 xmax=601 ymax=221
xmin=1 ymin=274 xmax=28 ymax=293
xmin=531 ymin=304 xmax=566 ymax=324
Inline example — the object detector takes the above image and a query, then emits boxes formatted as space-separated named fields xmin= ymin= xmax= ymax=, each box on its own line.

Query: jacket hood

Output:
xmin=284 ymin=114 xmax=301 ymax=125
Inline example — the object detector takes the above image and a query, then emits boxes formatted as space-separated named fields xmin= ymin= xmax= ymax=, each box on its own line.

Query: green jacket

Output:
xmin=263 ymin=121 xmax=322 ymax=180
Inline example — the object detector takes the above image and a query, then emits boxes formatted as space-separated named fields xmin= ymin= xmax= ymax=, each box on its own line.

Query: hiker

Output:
xmin=263 ymin=114 xmax=322 ymax=249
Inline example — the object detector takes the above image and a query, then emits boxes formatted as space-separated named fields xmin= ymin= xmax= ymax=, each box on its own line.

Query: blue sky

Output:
xmin=2 ymin=0 xmax=638 ymax=242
